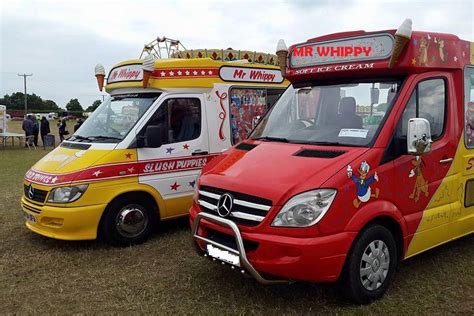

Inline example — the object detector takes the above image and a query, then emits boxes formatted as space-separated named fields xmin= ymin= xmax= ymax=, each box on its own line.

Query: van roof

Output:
xmin=106 ymin=51 xmax=288 ymax=91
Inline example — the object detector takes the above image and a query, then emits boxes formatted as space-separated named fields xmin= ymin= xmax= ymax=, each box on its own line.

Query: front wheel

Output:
xmin=340 ymin=224 xmax=398 ymax=304
xmin=101 ymin=196 xmax=157 ymax=246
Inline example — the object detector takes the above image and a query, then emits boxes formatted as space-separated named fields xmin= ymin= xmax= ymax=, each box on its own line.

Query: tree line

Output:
xmin=0 ymin=92 xmax=102 ymax=113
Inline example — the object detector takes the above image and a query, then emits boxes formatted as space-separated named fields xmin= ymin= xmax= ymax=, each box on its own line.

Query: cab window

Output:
xmin=229 ymin=87 xmax=284 ymax=144
xmin=464 ymin=67 xmax=474 ymax=148
xmin=384 ymin=78 xmax=446 ymax=162
xmin=145 ymin=98 xmax=201 ymax=146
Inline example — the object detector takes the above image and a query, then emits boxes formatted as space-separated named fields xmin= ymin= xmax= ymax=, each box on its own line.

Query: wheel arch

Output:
xmin=97 ymin=186 xmax=164 ymax=238
xmin=344 ymin=200 xmax=408 ymax=261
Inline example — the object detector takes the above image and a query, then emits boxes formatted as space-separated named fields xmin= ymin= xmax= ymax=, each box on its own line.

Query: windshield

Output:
xmin=251 ymin=79 xmax=401 ymax=147
xmin=71 ymin=93 xmax=160 ymax=143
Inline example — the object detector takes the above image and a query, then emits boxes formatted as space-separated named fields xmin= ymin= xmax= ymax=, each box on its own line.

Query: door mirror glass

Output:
xmin=407 ymin=118 xmax=432 ymax=155
xmin=146 ymin=125 xmax=163 ymax=148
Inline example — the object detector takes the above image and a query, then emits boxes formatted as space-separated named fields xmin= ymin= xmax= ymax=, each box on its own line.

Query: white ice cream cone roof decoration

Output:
xmin=95 ymin=63 xmax=105 ymax=76
xmin=276 ymin=39 xmax=288 ymax=77
xmin=276 ymin=39 xmax=287 ymax=53
xmin=142 ymin=54 xmax=155 ymax=72
xmin=388 ymin=18 xmax=413 ymax=68
xmin=142 ymin=54 xmax=155 ymax=88
xmin=395 ymin=18 xmax=413 ymax=39
xmin=94 ymin=63 xmax=106 ymax=92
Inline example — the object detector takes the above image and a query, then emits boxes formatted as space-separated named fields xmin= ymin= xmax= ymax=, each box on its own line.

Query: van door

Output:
xmin=386 ymin=73 xmax=460 ymax=257
xmin=137 ymin=94 xmax=209 ymax=218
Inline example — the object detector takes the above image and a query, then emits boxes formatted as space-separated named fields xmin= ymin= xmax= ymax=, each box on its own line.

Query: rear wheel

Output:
xmin=101 ymin=195 xmax=157 ymax=246
xmin=340 ymin=224 xmax=398 ymax=304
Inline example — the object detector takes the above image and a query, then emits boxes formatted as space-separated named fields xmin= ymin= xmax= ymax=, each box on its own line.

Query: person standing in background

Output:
xmin=58 ymin=118 xmax=67 ymax=142
xmin=32 ymin=116 xmax=39 ymax=146
xmin=74 ymin=118 xmax=83 ymax=132
xmin=40 ymin=117 xmax=50 ymax=146
xmin=22 ymin=115 xmax=34 ymax=147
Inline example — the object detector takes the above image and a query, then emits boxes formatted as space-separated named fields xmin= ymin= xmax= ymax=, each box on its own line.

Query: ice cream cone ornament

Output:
xmin=388 ymin=18 xmax=413 ymax=68
xmin=94 ymin=64 xmax=106 ymax=92
xmin=142 ymin=54 xmax=155 ymax=88
xmin=276 ymin=39 xmax=288 ymax=77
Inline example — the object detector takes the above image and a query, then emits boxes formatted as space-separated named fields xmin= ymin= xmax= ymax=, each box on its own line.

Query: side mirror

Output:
xmin=145 ymin=125 xmax=162 ymax=148
xmin=370 ymin=87 xmax=380 ymax=104
xmin=407 ymin=118 xmax=432 ymax=155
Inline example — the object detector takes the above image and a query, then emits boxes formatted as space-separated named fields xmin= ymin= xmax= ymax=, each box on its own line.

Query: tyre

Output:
xmin=340 ymin=224 xmax=398 ymax=304
xmin=100 ymin=195 xmax=157 ymax=246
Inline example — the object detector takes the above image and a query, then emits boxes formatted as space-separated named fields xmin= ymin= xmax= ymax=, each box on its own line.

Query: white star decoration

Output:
xmin=51 ymin=176 xmax=58 ymax=184
xmin=92 ymin=170 xmax=102 ymax=177
xmin=454 ymin=56 xmax=458 ymax=62
xmin=127 ymin=167 xmax=135 ymax=173
xmin=156 ymin=69 xmax=215 ymax=77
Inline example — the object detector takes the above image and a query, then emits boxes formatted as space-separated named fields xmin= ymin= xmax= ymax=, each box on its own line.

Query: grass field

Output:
xmin=0 ymin=122 xmax=473 ymax=314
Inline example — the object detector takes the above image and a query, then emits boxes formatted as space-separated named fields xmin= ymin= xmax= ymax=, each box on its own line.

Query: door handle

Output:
xmin=439 ymin=158 xmax=453 ymax=164
xmin=192 ymin=150 xmax=209 ymax=156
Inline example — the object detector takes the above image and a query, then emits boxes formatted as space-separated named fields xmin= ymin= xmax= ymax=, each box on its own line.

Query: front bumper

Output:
xmin=191 ymin=207 xmax=357 ymax=283
xmin=21 ymin=197 xmax=106 ymax=240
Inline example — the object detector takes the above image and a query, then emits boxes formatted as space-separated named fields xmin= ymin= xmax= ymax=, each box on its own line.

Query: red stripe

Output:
xmin=24 ymin=154 xmax=219 ymax=186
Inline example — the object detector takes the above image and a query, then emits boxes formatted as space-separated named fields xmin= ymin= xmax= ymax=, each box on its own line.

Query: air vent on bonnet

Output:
xmin=60 ymin=142 xmax=91 ymax=150
xmin=235 ymin=142 xmax=258 ymax=151
xmin=294 ymin=149 xmax=346 ymax=158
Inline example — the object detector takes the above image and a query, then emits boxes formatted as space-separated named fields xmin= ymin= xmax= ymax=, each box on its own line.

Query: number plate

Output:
xmin=23 ymin=211 xmax=36 ymax=223
xmin=207 ymin=244 xmax=240 ymax=267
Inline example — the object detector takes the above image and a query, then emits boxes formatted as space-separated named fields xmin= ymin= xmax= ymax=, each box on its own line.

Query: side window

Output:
xmin=145 ymin=98 xmax=201 ymax=146
xmin=384 ymin=78 xmax=446 ymax=163
xmin=229 ymin=88 xmax=284 ymax=144
xmin=465 ymin=67 xmax=474 ymax=148
xmin=418 ymin=79 xmax=446 ymax=139
xmin=396 ymin=78 xmax=446 ymax=139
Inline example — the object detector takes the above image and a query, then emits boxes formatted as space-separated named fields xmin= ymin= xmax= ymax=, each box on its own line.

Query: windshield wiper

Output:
xmin=87 ymin=135 xmax=122 ymax=141
xmin=71 ymin=135 xmax=91 ymax=142
xmin=251 ymin=136 xmax=289 ymax=143
xmin=71 ymin=135 xmax=121 ymax=142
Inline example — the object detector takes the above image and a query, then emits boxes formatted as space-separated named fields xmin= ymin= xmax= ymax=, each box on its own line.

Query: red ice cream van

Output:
xmin=190 ymin=19 xmax=474 ymax=303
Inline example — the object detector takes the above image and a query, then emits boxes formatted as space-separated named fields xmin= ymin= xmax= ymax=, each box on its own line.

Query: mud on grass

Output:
xmin=0 ymin=148 xmax=473 ymax=314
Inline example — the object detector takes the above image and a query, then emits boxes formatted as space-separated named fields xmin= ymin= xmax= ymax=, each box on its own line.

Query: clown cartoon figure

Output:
xmin=347 ymin=161 xmax=380 ymax=208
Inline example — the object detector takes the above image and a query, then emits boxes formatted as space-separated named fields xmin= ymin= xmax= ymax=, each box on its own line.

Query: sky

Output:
xmin=0 ymin=0 xmax=473 ymax=110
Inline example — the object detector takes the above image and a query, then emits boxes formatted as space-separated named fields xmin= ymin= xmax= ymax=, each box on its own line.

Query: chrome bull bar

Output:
xmin=192 ymin=212 xmax=289 ymax=285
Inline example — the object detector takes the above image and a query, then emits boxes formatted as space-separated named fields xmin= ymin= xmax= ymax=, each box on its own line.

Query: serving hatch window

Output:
xmin=72 ymin=93 xmax=160 ymax=143
xmin=251 ymin=80 xmax=401 ymax=147
xmin=465 ymin=67 xmax=474 ymax=148
xmin=229 ymin=87 xmax=284 ymax=144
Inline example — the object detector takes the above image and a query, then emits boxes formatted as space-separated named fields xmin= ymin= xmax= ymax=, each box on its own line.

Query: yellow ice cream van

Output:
xmin=21 ymin=45 xmax=288 ymax=245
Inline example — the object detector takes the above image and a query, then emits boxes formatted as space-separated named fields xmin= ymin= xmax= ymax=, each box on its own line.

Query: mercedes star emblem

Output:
xmin=27 ymin=184 xmax=35 ymax=200
xmin=216 ymin=193 xmax=233 ymax=217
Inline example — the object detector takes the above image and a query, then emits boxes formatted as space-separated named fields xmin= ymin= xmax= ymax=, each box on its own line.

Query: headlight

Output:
xmin=47 ymin=185 xmax=88 ymax=203
xmin=272 ymin=189 xmax=336 ymax=227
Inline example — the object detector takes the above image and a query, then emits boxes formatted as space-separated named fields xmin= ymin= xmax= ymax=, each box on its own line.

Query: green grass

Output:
xmin=0 ymin=142 xmax=473 ymax=313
